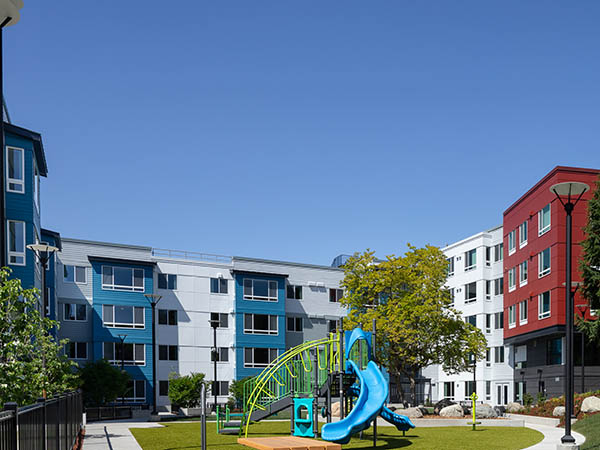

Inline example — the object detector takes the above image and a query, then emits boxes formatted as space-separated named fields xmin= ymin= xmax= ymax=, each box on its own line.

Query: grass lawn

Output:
xmin=130 ymin=421 xmax=543 ymax=450
xmin=573 ymin=413 xmax=600 ymax=449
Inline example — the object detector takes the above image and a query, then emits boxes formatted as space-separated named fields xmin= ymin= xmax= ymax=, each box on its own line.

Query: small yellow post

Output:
xmin=470 ymin=392 xmax=478 ymax=431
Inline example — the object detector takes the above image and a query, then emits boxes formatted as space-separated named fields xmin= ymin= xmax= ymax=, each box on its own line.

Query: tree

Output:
xmin=580 ymin=174 xmax=600 ymax=310
xmin=168 ymin=372 xmax=205 ymax=408
xmin=229 ymin=376 xmax=252 ymax=409
xmin=0 ymin=268 xmax=78 ymax=405
xmin=340 ymin=247 xmax=487 ymax=404
xmin=78 ymin=359 xmax=130 ymax=406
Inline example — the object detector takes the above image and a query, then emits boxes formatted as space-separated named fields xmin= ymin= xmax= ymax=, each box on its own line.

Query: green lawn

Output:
xmin=130 ymin=421 xmax=543 ymax=450
xmin=573 ymin=413 xmax=600 ymax=449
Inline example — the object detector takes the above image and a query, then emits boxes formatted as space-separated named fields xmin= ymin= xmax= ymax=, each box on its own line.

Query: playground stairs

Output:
xmin=218 ymin=422 xmax=242 ymax=435
xmin=318 ymin=372 xmax=355 ymax=398
xmin=249 ymin=396 xmax=293 ymax=422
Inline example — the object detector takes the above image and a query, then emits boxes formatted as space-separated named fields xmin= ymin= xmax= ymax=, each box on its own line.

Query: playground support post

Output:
xmin=372 ymin=318 xmax=377 ymax=448
xmin=200 ymin=383 xmax=207 ymax=450
xmin=313 ymin=349 xmax=319 ymax=437
xmin=359 ymin=323 xmax=363 ymax=441
xmin=339 ymin=318 xmax=345 ymax=420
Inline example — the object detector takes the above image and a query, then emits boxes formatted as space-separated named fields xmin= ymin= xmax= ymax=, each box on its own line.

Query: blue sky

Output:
xmin=5 ymin=1 xmax=600 ymax=265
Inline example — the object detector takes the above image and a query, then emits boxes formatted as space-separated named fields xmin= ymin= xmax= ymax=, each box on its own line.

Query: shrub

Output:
xmin=229 ymin=376 xmax=253 ymax=409
xmin=168 ymin=372 xmax=205 ymax=408
xmin=536 ymin=392 xmax=546 ymax=405
xmin=78 ymin=359 xmax=130 ymax=406
xmin=523 ymin=393 xmax=534 ymax=407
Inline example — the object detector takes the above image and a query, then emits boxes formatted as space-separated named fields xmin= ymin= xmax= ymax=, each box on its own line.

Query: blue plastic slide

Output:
xmin=380 ymin=405 xmax=415 ymax=432
xmin=321 ymin=360 xmax=388 ymax=444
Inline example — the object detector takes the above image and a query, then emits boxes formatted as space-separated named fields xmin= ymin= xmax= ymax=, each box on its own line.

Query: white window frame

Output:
xmin=7 ymin=220 xmax=26 ymax=266
xmin=485 ymin=314 xmax=492 ymax=333
xmin=102 ymin=266 xmax=145 ymax=292
xmin=508 ymin=305 xmax=516 ymax=328
xmin=66 ymin=342 xmax=88 ymax=360
xmin=210 ymin=277 xmax=228 ymax=294
xmin=494 ymin=346 xmax=505 ymax=364
xmin=63 ymin=303 xmax=87 ymax=321
xmin=210 ymin=312 xmax=229 ymax=328
xmin=243 ymin=279 xmax=278 ymax=302
xmin=447 ymin=257 xmax=455 ymax=276
xmin=519 ymin=260 xmax=528 ymax=287
xmin=494 ymin=243 xmax=503 ymax=262
xmin=464 ymin=281 xmax=477 ymax=304
xmin=243 ymin=313 xmax=278 ymax=335
xmin=485 ymin=348 xmax=491 ymax=367
xmin=538 ymin=291 xmax=551 ymax=319
xmin=286 ymin=284 xmax=303 ymax=300
xmin=538 ymin=248 xmax=551 ymax=278
xmin=519 ymin=221 xmax=528 ymax=248
xmin=102 ymin=305 xmax=145 ymax=329
xmin=33 ymin=162 xmax=40 ymax=211
xmin=443 ymin=381 xmax=455 ymax=400
xmin=508 ymin=267 xmax=516 ymax=292
xmin=508 ymin=230 xmax=516 ymax=255
xmin=464 ymin=249 xmax=477 ymax=271
xmin=103 ymin=342 xmax=146 ymax=366
xmin=329 ymin=288 xmax=344 ymax=303
xmin=6 ymin=146 xmax=25 ymax=193
xmin=519 ymin=299 xmax=528 ymax=325
xmin=539 ymin=204 xmax=551 ymax=236
xmin=63 ymin=265 xmax=87 ymax=284
xmin=243 ymin=347 xmax=278 ymax=368
xmin=125 ymin=380 xmax=146 ymax=402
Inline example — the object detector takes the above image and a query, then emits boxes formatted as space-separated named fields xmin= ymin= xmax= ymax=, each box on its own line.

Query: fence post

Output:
xmin=4 ymin=402 xmax=18 ymax=450
xmin=38 ymin=397 xmax=47 ymax=450
xmin=55 ymin=395 xmax=61 ymax=450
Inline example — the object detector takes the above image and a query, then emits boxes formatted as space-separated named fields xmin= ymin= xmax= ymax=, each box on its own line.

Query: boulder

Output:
xmin=418 ymin=407 xmax=429 ymax=416
xmin=581 ymin=396 xmax=600 ymax=413
xmin=331 ymin=401 xmax=341 ymax=417
xmin=506 ymin=402 xmax=524 ymax=413
xmin=434 ymin=398 xmax=457 ymax=415
xmin=553 ymin=406 xmax=565 ymax=417
xmin=475 ymin=404 xmax=498 ymax=419
xmin=439 ymin=404 xmax=464 ymax=417
xmin=401 ymin=407 xmax=423 ymax=418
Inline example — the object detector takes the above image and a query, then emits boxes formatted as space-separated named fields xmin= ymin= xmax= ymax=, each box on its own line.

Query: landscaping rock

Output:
xmin=331 ymin=401 xmax=341 ymax=417
xmin=475 ymin=404 xmax=498 ymax=419
xmin=418 ymin=407 xmax=429 ymax=416
xmin=581 ymin=396 xmax=600 ymax=413
xmin=506 ymin=402 xmax=524 ymax=413
xmin=439 ymin=404 xmax=464 ymax=417
xmin=553 ymin=406 xmax=565 ymax=417
xmin=434 ymin=398 xmax=456 ymax=415
xmin=401 ymin=407 xmax=423 ymax=418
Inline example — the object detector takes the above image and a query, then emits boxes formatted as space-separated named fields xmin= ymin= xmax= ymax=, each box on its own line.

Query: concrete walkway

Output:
xmin=522 ymin=423 xmax=585 ymax=450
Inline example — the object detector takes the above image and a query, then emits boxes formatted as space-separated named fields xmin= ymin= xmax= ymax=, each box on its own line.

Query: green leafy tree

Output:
xmin=340 ymin=247 xmax=487 ymax=404
xmin=168 ymin=372 xmax=205 ymax=408
xmin=580 ymin=174 xmax=600 ymax=310
xmin=78 ymin=359 xmax=130 ymax=406
xmin=229 ymin=376 xmax=252 ymax=409
xmin=0 ymin=268 xmax=78 ymax=405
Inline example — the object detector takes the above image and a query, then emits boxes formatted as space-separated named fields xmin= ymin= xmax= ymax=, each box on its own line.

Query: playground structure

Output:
xmin=238 ymin=319 xmax=415 ymax=446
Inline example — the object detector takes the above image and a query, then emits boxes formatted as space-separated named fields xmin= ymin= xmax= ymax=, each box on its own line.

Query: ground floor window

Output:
xmin=443 ymin=381 xmax=455 ymax=400
xmin=546 ymin=338 xmax=562 ymax=365
xmin=485 ymin=381 xmax=491 ymax=401
xmin=159 ymin=380 xmax=169 ymax=397
xmin=212 ymin=381 xmax=229 ymax=396
xmin=125 ymin=380 xmax=146 ymax=402
xmin=464 ymin=381 xmax=475 ymax=399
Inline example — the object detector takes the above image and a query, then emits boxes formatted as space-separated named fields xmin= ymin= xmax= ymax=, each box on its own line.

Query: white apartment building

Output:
xmin=423 ymin=226 xmax=514 ymax=406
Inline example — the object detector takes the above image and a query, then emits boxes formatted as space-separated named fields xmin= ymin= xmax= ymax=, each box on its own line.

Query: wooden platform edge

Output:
xmin=237 ymin=436 xmax=342 ymax=450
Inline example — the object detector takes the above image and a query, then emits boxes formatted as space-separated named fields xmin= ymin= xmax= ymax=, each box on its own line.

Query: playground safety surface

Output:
xmin=237 ymin=436 xmax=342 ymax=450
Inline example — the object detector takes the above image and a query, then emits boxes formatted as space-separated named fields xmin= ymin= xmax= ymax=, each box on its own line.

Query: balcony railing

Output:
xmin=152 ymin=248 xmax=232 ymax=264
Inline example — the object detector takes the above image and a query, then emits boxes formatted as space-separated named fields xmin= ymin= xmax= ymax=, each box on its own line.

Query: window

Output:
xmin=212 ymin=381 xmax=229 ymax=396
xmin=244 ymin=279 xmax=278 ymax=302
xmin=158 ymin=274 xmax=177 ymax=290
xmin=519 ymin=221 xmax=528 ymax=247
xmin=464 ymin=282 xmax=477 ymax=304
xmin=519 ymin=299 xmax=528 ymax=325
xmin=244 ymin=314 xmax=278 ymax=335
xmin=519 ymin=260 xmax=528 ymax=286
xmin=494 ymin=277 xmax=503 ymax=296
xmin=546 ymin=338 xmax=562 ymax=365
xmin=485 ymin=247 xmax=492 ymax=266
xmin=465 ymin=315 xmax=477 ymax=327
xmin=287 ymin=317 xmax=303 ymax=332
xmin=485 ymin=280 xmax=492 ymax=300
xmin=7 ymin=220 xmax=25 ymax=265
xmin=539 ymin=291 xmax=551 ymax=319
xmin=447 ymin=257 xmax=455 ymax=276
xmin=66 ymin=342 xmax=87 ymax=360
xmin=508 ymin=268 xmax=516 ymax=292
xmin=508 ymin=230 xmax=516 ymax=255
xmin=6 ymin=147 xmax=24 ymax=193
xmin=210 ymin=312 xmax=228 ymax=328
xmin=125 ymin=380 xmax=145 ymax=402
xmin=485 ymin=348 xmax=491 ymax=367
xmin=328 ymin=320 xmax=337 ymax=333
xmin=485 ymin=314 xmax=492 ymax=333
xmin=64 ymin=265 xmax=87 ymax=284
xmin=508 ymin=305 xmax=516 ymax=328
xmin=494 ymin=346 xmax=505 ymax=363
xmin=102 ymin=266 xmax=144 ymax=292
xmin=329 ymin=288 xmax=344 ymax=303
xmin=103 ymin=342 xmax=145 ymax=365
xmin=64 ymin=303 xmax=87 ymax=321
xmin=494 ymin=311 xmax=504 ymax=330
xmin=449 ymin=288 xmax=454 ymax=306
xmin=210 ymin=278 xmax=229 ymax=294
xmin=464 ymin=249 xmax=476 ymax=271
xmin=494 ymin=243 xmax=503 ymax=262
xmin=486 ymin=381 xmax=491 ymax=401
xmin=244 ymin=347 xmax=278 ymax=368
xmin=159 ymin=381 xmax=169 ymax=397
xmin=211 ymin=347 xmax=229 ymax=362
xmin=287 ymin=284 xmax=303 ymax=300
xmin=465 ymin=381 xmax=475 ymax=399
xmin=33 ymin=164 xmax=40 ymax=210
xmin=159 ymin=345 xmax=178 ymax=361
xmin=539 ymin=204 xmax=551 ymax=236
xmin=102 ymin=305 xmax=145 ymax=329
xmin=443 ymin=381 xmax=455 ymax=400
xmin=158 ymin=309 xmax=178 ymax=325
xmin=538 ymin=248 xmax=551 ymax=277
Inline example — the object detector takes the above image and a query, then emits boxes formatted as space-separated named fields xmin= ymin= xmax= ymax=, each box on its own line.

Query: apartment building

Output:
xmin=423 ymin=226 xmax=514 ymax=406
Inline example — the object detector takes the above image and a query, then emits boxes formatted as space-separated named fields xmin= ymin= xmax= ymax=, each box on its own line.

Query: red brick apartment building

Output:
xmin=503 ymin=166 xmax=600 ymax=399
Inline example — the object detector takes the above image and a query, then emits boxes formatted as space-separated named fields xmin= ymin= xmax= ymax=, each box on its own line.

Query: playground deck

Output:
xmin=237 ymin=436 xmax=342 ymax=450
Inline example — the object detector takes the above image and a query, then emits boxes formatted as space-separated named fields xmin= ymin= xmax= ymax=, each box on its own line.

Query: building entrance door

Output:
xmin=496 ymin=383 xmax=509 ymax=405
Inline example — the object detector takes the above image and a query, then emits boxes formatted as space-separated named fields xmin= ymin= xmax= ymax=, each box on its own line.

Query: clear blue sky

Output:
xmin=5 ymin=1 xmax=600 ymax=265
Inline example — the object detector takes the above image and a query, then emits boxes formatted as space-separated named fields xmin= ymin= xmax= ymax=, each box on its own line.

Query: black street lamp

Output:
xmin=551 ymin=181 xmax=590 ymax=446
xmin=0 ymin=0 xmax=23 ymax=268
xmin=575 ymin=303 xmax=588 ymax=394
xmin=144 ymin=293 xmax=162 ymax=415
xmin=27 ymin=243 xmax=59 ymax=316
xmin=209 ymin=316 xmax=219 ymax=412
xmin=117 ymin=334 xmax=127 ymax=404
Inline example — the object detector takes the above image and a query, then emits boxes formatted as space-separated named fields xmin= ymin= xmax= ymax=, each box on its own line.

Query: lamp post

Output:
xmin=117 ymin=334 xmax=127 ymax=404
xmin=144 ymin=294 xmax=162 ymax=415
xmin=575 ymin=303 xmax=587 ymax=394
xmin=550 ymin=181 xmax=590 ymax=446
xmin=0 ymin=0 xmax=23 ymax=268
xmin=27 ymin=243 xmax=59 ymax=316
xmin=209 ymin=316 xmax=219 ymax=412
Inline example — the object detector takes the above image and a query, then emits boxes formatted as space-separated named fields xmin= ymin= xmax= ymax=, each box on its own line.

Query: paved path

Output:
xmin=522 ymin=423 xmax=585 ymax=450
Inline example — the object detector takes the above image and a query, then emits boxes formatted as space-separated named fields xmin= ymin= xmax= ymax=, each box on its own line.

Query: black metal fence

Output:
xmin=0 ymin=391 xmax=83 ymax=450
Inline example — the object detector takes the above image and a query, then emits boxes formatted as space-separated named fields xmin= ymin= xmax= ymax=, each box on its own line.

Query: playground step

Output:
xmin=224 ymin=421 xmax=241 ymax=427
xmin=250 ymin=396 xmax=293 ymax=422
xmin=218 ymin=428 xmax=240 ymax=435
